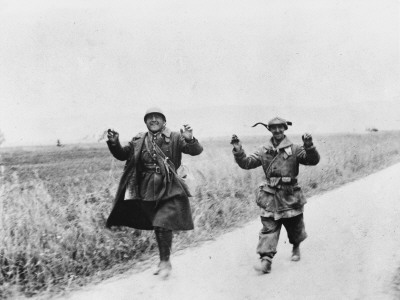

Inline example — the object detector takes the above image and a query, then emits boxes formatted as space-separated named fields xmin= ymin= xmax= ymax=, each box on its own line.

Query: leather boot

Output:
xmin=254 ymin=256 xmax=272 ymax=274
xmin=154 ymin=227 xmax=173 ymax=279
xmin=157 ymin=260 xmax=172 ymax=279
xmin=291 ymin=244 xmax=300 ymax=261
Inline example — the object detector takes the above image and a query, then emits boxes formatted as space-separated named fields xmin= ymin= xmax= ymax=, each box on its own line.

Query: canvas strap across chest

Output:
xmin=264 ymin=146 xmax=293 ymax=175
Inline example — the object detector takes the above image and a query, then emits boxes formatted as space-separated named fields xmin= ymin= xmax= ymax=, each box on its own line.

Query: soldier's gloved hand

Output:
xmin=107 ymin=129 xmax=119 ymax=144
xmin=302 ymin=133 xmax=313 ymax=148
xmin=231 ymin=134 xmax=242 ymax=151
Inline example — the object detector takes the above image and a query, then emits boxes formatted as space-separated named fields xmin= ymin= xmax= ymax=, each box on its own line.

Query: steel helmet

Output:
xmin=252 ymin=117 xmax=292 ymax=131
xmin=144 ymin=107 xmax=166 ymax=122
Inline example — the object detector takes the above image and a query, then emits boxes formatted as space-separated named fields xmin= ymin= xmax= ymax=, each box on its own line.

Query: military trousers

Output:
xmin=256 ymin=213 xmax=307 ymax=259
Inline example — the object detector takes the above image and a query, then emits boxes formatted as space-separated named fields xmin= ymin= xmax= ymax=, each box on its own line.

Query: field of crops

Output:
xmin=1 ymin=131 xmax=400 ymax=298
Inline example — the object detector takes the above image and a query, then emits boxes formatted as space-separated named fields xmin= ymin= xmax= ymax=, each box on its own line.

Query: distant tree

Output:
xmin=366 ymin=127 xmax=379 ymax=132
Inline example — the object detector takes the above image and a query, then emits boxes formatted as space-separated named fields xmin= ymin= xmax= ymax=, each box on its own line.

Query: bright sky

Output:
xmin=0 ymin=0 xmax=398 ymax=146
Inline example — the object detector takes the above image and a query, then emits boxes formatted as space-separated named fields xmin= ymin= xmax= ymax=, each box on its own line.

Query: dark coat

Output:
xmin=106 ymin=127 xmax=203 ymax=229
xmin=233 ymin=136 xmax=320 ymax=213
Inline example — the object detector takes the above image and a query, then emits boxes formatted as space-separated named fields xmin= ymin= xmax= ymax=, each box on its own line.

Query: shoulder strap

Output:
xmin=147 ymin=135 xmax=180 ymax=180
xmin=149 ymin=135 xmax=192 ymax=196
xmin=144 ymin=133 xmax=153 ymax=154
xmin=265 ymin=152 xmax=280 ymax=178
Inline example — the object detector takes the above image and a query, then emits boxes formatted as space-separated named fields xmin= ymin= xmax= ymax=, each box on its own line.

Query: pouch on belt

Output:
xmin=255 ymin=182 xmax=275 ymax=211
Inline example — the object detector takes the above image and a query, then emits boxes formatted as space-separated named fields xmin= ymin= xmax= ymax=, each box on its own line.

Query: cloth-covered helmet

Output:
xmin=144 ymin=107 xmax=166 ymax=122
xmin=252 ymin=117 xmax=292 ymax=131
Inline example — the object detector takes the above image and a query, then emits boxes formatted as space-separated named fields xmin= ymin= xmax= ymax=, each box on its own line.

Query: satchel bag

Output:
xmin=255 ymin=182 xmax=275 ymax=211
xmin=255 ymin=151 xmax=280 ymax=209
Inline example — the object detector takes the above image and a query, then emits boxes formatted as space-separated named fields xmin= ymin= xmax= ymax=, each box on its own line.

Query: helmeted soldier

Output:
xmin=231 ymin=117 xmax=320 ymax=274
xmin=106 ymin=107 xmax=203 ymax=278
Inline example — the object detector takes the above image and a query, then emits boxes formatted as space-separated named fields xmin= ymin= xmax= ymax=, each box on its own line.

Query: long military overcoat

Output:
xmin=106 ymin=127 xmax=203 ymax=229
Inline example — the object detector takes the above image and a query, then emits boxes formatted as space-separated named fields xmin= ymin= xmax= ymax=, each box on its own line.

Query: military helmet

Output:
xmin=252 ymin=117 xmax=292 ymax=131
xmin=144 ymin=107 xmax=166 ymax=122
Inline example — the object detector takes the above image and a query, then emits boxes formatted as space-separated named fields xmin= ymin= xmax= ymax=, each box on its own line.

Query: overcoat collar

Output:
xmin=161 ymin=127 xmax=172 ymax=137
xmin=132 ymin=127 xmax=172 ymax=161
xmin=147 ymin=127 xmax=171 ymax=138
xmin=265 ymin=136 xmax=293 ymax=150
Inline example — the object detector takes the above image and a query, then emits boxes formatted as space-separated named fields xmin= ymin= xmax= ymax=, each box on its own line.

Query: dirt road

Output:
xmin=60 ymin=163 xmax=400 ymax=300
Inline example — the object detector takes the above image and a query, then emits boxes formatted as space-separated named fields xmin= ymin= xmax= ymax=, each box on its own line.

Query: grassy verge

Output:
xmin=1 ymin=131 xmax=400 ymax=299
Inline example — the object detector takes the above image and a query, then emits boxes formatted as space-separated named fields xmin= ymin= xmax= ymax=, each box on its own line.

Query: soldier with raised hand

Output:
xmin=106 ymin=107 xmax=203 ymax=279
xmin=231 ymin=117 xmax=320 ymax=274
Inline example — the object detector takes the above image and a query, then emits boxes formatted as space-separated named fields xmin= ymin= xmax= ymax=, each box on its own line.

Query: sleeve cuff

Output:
xmin=304 ymin=144 xmax=316 ymax=151
xmin=232 ymin=148 xmax=245 ymax=157
xmin=107 ymin=140 xmax=119 ymax=147
xmin=185 ymin=137 xmax=197 ymax=144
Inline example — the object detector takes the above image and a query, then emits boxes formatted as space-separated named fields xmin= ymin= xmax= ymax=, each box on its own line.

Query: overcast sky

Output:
xmin=0 ymin=0 xmax=398 ymax=146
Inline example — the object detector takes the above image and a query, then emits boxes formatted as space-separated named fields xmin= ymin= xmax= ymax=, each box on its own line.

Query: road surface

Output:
xmin=59 ymin=163 xmax=400 ymax=300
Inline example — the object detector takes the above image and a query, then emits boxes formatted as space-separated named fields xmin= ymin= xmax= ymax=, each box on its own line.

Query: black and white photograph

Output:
xmin=0 ymin=0 xmax=399 ymax=299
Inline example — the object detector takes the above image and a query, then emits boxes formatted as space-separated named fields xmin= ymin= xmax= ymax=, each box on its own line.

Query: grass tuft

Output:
xmin=1 ymin=131 xmax=400 ymax=298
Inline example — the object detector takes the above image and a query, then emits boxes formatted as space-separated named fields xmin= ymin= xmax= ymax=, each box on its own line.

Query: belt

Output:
xmin=142 ymin=164 xmax=161 ymax=174
xmin=269 ymin=177 xmax=297 ymax=185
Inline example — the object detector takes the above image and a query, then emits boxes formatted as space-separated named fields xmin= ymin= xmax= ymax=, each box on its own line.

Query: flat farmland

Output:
xmin=1 ymin=131 xmax=400 ymax=298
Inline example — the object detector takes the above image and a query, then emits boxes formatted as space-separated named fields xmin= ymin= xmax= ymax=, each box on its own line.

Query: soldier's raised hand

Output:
xmin=231 ymin=134 xmax=242 ymax=151
xmin=107 ymin=129 xmax=119 ymax=144
xmin=180 ymin=124 xmax=193 ymax=141
xmin=302 ymin=133 xmax=313 ymax=148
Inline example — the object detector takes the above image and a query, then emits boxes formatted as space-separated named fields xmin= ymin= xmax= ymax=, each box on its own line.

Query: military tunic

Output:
xmin=138 ymin=131 xmax=172 ymax=201
xmin=233 ymin=136 xmax=320 ymax=218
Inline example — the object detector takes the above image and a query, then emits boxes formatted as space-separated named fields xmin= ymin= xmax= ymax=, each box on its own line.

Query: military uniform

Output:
xmin=232 ymin=117 xmax=320 ymax=270
xmin=106 ymin=108 xmax=203 ymax=278
xmin=106 ymin=127 xmax=203 ymax=230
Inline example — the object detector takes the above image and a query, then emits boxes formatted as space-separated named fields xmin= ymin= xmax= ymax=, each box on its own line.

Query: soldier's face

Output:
xmin=145 ymin=113 xmax=165 ymax=133
xmin=269 ymin=124 xmax=285 ymax=141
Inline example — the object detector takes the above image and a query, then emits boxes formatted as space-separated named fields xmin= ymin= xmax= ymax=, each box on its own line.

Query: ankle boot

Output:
xmin=291 ymin=244 xmax=300 ymax=261
xmin=157 ymin=260 xmax=172 ymax=279
xmin=254 ymin=256 xmax=272 ymax=274
xmin=154 ymin=228 xmax=173 ymax=278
